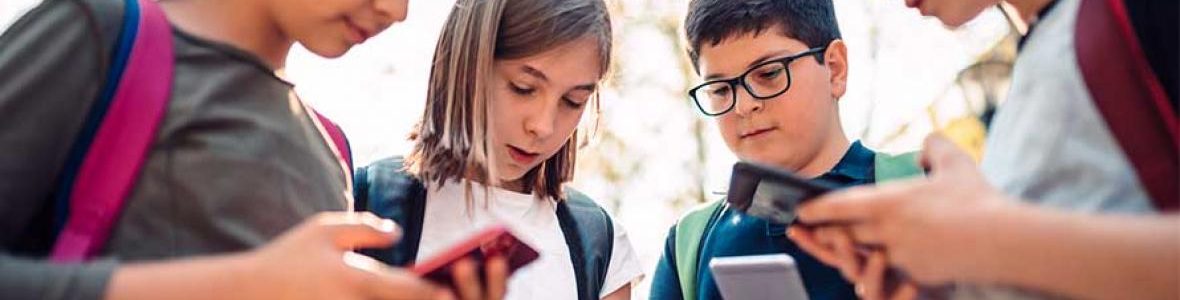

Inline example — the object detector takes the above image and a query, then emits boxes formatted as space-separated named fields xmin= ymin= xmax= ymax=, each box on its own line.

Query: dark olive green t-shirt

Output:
xmin=0 ymin=0 xmax=350 ymax=298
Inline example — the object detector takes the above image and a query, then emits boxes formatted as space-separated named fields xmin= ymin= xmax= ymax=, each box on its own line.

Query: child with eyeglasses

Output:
xmin=648 ymin=1 xmax=925 ymax=299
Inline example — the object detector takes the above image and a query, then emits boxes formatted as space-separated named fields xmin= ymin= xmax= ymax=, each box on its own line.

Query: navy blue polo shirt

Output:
xmin=650 ymin=141 xmax=877 ymax=300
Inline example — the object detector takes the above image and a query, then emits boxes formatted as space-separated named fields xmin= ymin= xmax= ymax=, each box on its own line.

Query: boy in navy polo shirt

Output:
xmin=649 ymin=1 xmax=922 ymax=299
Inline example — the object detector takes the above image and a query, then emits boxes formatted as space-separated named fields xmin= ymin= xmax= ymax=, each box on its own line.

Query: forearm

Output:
xmin=106 ymin=253 xmax=262 ymax=300
xmin=980 ymin=204 xmax=1179 ymax=300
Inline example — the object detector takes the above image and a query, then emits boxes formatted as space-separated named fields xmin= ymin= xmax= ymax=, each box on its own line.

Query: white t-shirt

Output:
xmin=952 ymin=0 xmax=1155 ymax=299
xmin=978 ymin=0 xmax=1153 ymax=215
xmin=415 ymin=180 xmax=644 ymax=299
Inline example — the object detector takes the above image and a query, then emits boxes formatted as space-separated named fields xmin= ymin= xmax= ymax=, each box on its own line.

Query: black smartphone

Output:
xmin=726 ymin=161 xmax=840 ymax=225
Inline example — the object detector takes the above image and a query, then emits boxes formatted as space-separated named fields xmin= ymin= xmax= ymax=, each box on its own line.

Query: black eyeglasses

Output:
xmin=688 ymin=46 xmax=827 ymax=116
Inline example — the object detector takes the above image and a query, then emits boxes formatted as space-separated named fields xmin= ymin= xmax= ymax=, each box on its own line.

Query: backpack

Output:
xmin=672 ymin=152 xmax=924 ymax=300
xmin=1075 ymin=0 xmax=1178 ymax=211
xmin=49 ymin=0 xmax=353 ymax=262
xmin=353 ymin=157 xmax=614 ymax=300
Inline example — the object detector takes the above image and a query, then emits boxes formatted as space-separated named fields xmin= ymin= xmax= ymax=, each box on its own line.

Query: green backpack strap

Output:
xmin=670 ymin=152 xmax=919 ymax=299
xmin=673 ymin=200 xmax=724 ymax=300
xmin=874 ymin=151 xmax=924 ymax=182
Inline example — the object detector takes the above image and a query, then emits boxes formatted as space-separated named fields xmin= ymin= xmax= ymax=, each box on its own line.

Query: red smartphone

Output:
xmin=409 ymin=224 xmax=539 ymax=288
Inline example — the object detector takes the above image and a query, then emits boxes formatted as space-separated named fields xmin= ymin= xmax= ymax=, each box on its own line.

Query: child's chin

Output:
xmin=305 ymin=44 xmax=351 ymax=59
xmin=494 ymin=165 xmax=529 ymax=182
xmin=737 ymin=153 xmax=770 ymax=164
xmin=739 ymin=150 xmax=794 ymax=168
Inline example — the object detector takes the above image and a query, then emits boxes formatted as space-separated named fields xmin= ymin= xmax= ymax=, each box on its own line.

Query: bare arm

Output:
xmin=105 ymin=254 xmax=256 ymax=300
xmin=793 ymin=135 xmax=1180 ymax=300
xmin=981 ymin=208 xmax=1179 ymax=300
xmin=104 ymin=213 xmax=446 ymax=300
xmin=601 ymin=283 xmax=631 ymax=300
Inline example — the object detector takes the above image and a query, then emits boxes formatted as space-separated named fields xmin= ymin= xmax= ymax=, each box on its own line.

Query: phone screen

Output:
xmin=727 ymin=161 xmax=838 ymax=224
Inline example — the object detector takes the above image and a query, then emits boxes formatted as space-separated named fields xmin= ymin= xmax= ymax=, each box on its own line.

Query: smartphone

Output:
xmin=709 ymin=254 xmax=810 ymax=300
xmin=728 ymin=162 xmax=919 ymax=297
xmin=727 ymin=161 xmax=839 ymax=225
xmin=409 ymin=224 xmax=539 ymax=288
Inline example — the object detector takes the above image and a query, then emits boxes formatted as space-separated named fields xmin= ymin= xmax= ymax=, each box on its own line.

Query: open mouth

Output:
xmin=507 ymin=145 xmax=540 ymax=164
xmin=740 ymin=127 xmax=777 ymax=139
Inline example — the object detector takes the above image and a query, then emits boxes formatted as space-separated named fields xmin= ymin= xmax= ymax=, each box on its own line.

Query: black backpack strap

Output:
xmin=353 ymin=156 xmax=427 ymax=266
xmin=555 ymin=189 xmax=614 ymax=300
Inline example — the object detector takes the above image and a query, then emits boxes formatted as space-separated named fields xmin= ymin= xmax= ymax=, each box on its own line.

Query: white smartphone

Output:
xmin=709 ymin=254 xmax=810 ymax=300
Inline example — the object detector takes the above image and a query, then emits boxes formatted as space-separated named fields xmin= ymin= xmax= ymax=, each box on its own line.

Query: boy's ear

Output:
xmin=824 ymin=40 xmax=849 ymax=101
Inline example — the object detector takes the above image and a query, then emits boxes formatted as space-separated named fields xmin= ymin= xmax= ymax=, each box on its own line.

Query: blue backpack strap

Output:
xmin=555 ymin=189 xmax=614 ymax=300
xmin=353 ymin=157 xmax=426 ymax=266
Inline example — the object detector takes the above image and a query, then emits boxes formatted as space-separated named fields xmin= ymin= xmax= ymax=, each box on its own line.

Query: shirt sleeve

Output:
xmin=649 ymin=226 xmax=684 ymax=300
xmin=0 ymin=255 xmax=119 ymax=300
xmin=598 ymin=218 xmax=645 ymax=299
xmin=0 ymin=0 xmax=121 ymax=299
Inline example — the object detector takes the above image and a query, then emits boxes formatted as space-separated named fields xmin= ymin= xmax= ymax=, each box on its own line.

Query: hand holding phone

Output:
xmin=726 ymin=161 xmax=839 ymax=225
xmin=410 ymin=224 xmax=539 ymax=289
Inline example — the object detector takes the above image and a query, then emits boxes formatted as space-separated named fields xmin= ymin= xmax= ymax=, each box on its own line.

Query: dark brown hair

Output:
xmin=685 ymin=0 xmax=841 ymax=69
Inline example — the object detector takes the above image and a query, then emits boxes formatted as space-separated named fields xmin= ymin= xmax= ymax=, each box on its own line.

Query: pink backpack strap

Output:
xmin=51 ymin=0 xmax=173 ymax=262
xmin=1076 ymin=0 xmax=1179 ymax=210
xmin=312 ymin=110 xmax=353 ymax=171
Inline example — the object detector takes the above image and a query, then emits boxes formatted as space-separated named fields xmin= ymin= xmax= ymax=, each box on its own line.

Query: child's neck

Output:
xmin=463 ymin=167 xmax=531 ymax=195
xmin=159 ymin=0 xmax=292 ymax=69
xmin=793 ymin=129 xmax=852 ymax=179
xmin=1007 ymin=0 xmax=1058 ymax=23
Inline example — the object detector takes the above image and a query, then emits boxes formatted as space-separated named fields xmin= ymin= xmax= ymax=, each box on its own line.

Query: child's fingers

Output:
xmin=484 ymin=256 xmax=508 ymax=300
xmin=857 ymin=251 xmax=890 ymax=300
xmin=787 ymin=227 xmax=843 ymax=267
xmin=847 ymin=222 xmax=886 ymax=246
xmin=450 ymin=258 xmax=483 ymax=300
xmin=831 ymin=228 xmax=864 ymax=283
xmin=311 ymin=212 xmax=402 ymax=249
xmin=364 ymin=266 xmax=447 ymax=300
xmin=921 ymin=134 xmax=976 ymax=176
xmin=890 ymin=281 xmax=920 ymax=300
xmin=798 ymin=186 xmax=884 ymax=225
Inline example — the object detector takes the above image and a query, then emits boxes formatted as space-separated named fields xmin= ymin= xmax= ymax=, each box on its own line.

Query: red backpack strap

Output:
xmin=1075 ymin=0 xmax=1180 ymax=211
xmin=51 ymin=0 xmax=173 ymax=262
xmin=312 ymin=110 xmax=353 ymax=170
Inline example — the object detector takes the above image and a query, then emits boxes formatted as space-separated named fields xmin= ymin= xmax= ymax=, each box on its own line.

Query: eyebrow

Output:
xmin=570 ymin=84 xmax=598 ymax=93
xmin=703 ymin=49 xmax=796 ymax=81
xmin=521 ymin=64 xmax=599 ymax=92
xmin=521 ymin=65 xmax=549 ymax=82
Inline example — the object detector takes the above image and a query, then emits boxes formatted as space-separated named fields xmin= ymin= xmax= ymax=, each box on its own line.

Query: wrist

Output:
xmin=960 ymin=194 xmax=1025 ymax=284
xmin=104 ymin=252 xmax=267 ymax=300
xmin=231 ymin=251 xmax=272 ymax=300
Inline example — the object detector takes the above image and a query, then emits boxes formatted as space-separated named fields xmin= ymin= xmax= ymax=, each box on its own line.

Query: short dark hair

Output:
xmin=684 ymin=0 xmax=842 ymax=68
